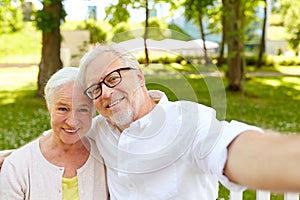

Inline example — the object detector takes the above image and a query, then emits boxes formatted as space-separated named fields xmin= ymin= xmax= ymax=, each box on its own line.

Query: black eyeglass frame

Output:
xmin=84 ymin=67 xmax=136 ymax=100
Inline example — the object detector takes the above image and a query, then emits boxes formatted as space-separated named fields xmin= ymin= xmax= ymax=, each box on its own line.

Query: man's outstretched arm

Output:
xmin=225 ymin=130 xmax=300 ymax=192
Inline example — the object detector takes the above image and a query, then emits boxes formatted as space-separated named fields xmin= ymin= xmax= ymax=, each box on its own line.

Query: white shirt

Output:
xmin=0 ymin=138 xmax=108 ymax=200
xmin=88 ymin=90 xmax=262 ymax=200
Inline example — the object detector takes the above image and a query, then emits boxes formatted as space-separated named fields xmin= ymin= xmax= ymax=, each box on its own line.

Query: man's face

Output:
xmin=84 ymin=53 xmax=144 ymax=128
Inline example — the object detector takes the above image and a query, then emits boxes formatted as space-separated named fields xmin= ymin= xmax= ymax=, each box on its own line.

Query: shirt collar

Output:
xmin=130 ymin=90 xmax=168 ymax=130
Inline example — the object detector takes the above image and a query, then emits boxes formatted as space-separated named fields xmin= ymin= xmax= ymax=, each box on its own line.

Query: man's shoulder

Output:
xmin=92 ymin=115 xmax=106 ymax=125
xmin=88 ymin=115 xmax=109 ymax=139
xmin=92 ymin=115 xmax=107 ymax=129
xmin=169 ymin=100 xmax=215 ymax=114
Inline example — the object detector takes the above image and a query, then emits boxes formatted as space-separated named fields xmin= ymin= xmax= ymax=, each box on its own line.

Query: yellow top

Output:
xmin=62 ymin=176 xmax=79 ymax=200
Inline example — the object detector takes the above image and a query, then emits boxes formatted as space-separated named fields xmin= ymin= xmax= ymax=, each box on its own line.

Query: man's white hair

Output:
xmin=78 ymin=43 xmax=140 ymax=86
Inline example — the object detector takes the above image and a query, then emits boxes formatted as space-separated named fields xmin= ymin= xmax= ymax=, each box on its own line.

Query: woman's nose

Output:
xmin=66 ymin=112 xmax=77 ymax=127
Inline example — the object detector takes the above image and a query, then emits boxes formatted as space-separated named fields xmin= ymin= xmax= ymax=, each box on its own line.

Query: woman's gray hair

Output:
xmin=78 ymin=43 xmax=140 ymax=86
xmin=44 ymin=67 xmax=79 ymax=107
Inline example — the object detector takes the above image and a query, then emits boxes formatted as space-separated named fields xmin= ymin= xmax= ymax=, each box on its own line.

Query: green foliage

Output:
xmin=110 ymin=21 xmax=143 ymax=42
xmin=105 ymin=0 xmax=130 ymax=26
xmin=33 ymin=0 xmax=66 ymax=33
xmin=167 ymin=23 xmax=193 ymax=40
xmin=146 ymin=17 xmax=168 ymax=40
xmin=184 ymin=0 xmax=215 ymax=20
xmin=264 ymin=55 xmax=300 ymax=66
xmin=34 ymin=10 xmax=60 ymax=32
xmin=277 ymin=0 xmax=300 ymax=52
xmin=244 ymin=18 xmax=261 ymax=43
xmin=79 ymin=19 xmax=109 ymax=43
xmin=0 ymin=0 xmax=24 ymax=33
xmin=269 ymin=14 xmax=284 ymax=26
xmin=231 ymin=54 xmax=300 ymax=67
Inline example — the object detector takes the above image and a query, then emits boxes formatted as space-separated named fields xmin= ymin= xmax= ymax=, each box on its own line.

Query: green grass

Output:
xmin=0 ymin=22 xmax=41 ymax=63
xmin=0 ymin=66 xmax=49 ymax=149
xmin=145 ymin=72 xmax=300 ymax=134
xmin=0 ymin=65 xmax=299 ymax=200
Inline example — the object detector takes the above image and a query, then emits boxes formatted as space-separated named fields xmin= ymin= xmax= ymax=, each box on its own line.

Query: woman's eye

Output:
xmin=79 ymin=108 xmax=88 ymax=113
xmin=58 ymin=107 xmax=68 ymax=112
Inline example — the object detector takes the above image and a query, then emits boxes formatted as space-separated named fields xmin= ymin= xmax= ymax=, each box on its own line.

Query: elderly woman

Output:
xmin=0 ymin=67 xmax=108 ymax=199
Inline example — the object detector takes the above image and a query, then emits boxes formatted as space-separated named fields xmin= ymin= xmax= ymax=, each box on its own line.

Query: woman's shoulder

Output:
xmin=5 ymin=139 xmax=40 ymax=163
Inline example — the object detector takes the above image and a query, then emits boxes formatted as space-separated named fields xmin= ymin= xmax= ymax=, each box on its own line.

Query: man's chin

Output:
xmin=111 ymin=112 xmax=133 ymax=128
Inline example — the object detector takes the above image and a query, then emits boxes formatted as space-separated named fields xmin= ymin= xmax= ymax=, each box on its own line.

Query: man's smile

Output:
xmin=106 ymin=97 xmax=125 ymax=108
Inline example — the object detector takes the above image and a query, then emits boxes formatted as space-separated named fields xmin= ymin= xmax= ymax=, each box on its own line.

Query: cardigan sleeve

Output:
xmin=0 ymin=159 xmax=27 ymax=199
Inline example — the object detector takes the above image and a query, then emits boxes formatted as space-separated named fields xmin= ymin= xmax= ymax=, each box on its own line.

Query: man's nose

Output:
xmin=101 ymin=84 xmax=114 ymax=98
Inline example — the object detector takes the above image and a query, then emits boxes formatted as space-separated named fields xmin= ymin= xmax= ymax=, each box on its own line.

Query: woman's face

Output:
xmin=48 ymin=81 xmax=93 ymax=145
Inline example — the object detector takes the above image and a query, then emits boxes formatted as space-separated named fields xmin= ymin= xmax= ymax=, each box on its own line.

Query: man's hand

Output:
xmin=225 ymin=130 xmax=300 ymax=192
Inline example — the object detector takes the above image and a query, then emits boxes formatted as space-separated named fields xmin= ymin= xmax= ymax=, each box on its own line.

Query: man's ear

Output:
xmin=137 ymin=69 xmax=145 ymax=86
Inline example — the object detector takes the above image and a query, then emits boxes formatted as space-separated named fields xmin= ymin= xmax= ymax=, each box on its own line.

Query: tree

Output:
xmin=278 ymin=0 xmax=300 ymax=53
xmin=0 ymin=0 xmax=24 ymax=33
xmin=106 ymin=0 xmax=180 ymax=64
xmin=222 ymin=0 xmax=260 ymax=91
xmin=106 ymin=0 xmax=152 ymax=64
xmin=223 ymin=0 xmax=244 ymax=91
xmin=143 ymin=0 xmax=150 ymax=64
xmin=34 ymin=0 xmax=65 ymax=96
xmin=217 ymin=0 xmax=227 ymax=67
xmin=257 ymin=0 xmax=267 ymax=69
xmin=183 ymin=0 xmax=214 ymax=65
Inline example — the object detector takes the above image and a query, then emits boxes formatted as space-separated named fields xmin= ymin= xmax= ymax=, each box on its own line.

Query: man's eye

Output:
xmin=93 ymin=85 xmax=101 ymax=93
xmin=106 ymin=75 xmax=120 ymax=84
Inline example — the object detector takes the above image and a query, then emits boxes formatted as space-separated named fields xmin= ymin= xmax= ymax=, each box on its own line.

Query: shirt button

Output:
xmin=128 ymin=184 xmax=133 ymax=188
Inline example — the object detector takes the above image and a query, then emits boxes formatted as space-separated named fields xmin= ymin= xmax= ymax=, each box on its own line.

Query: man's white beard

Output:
xmin=111 ymin=107 xmax=133 ymax=128
xmin=111 ymin=86 xmax=142 ymax=128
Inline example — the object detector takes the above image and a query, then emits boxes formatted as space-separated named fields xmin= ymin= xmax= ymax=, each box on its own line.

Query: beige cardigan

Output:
xmin=0 ymin=138 xmax=108 ymax=200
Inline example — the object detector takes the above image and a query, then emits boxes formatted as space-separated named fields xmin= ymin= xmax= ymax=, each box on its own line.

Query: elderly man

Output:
xmin=77 ymin=44 xmax=300 ymax=199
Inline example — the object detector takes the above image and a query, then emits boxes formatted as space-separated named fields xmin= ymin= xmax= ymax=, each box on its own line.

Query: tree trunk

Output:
xmin=197 ymin=12 xmax=209 ymax=65
xmin=257 ymin=0 xmax=267 ymax=69
xmin=224 ymin=0 xmax=244 ymax=91
xmin=217 ymin=2 xmax=226 ymax=67
xmin=37 ymin=1 xmax=63 ymax=96
xmin=143 ymin=0 xmax=149 ymax=65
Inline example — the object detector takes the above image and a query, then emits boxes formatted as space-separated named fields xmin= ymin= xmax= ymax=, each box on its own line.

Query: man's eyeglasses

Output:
xmin=84 ymin=67 xmax=136 ymax=100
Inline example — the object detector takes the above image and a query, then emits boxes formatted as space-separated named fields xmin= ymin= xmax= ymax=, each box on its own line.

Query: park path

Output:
xmin=0 ymin=63 xmax=37 ymax=68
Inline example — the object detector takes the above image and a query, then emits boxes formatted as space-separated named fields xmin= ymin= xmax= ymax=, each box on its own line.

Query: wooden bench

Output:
xmin=229 ymin=189 xmax=299 ymax=200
